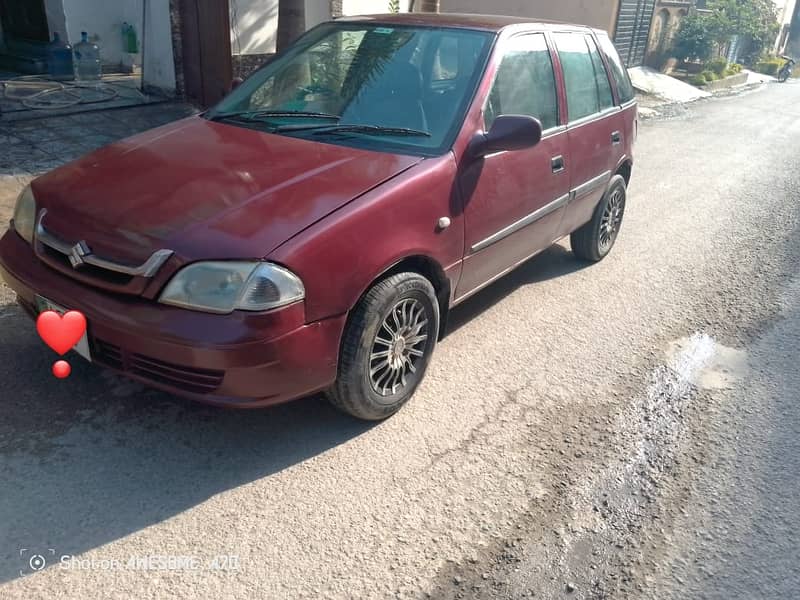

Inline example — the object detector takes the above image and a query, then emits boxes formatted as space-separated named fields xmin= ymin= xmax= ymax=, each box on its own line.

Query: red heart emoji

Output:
xmin=36 ymin=310 xmax=87 ymax=355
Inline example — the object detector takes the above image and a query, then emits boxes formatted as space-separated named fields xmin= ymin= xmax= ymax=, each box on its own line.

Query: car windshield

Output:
xmin=207 ymin=22 xmax=494 ymax=155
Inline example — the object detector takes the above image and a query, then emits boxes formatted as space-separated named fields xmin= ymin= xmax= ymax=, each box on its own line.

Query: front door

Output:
xmin=456 ymin=33 xmax=570 ymax=299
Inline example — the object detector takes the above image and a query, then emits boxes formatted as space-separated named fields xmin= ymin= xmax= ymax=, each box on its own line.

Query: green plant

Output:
xmin=707 ymin=57 xmax=729 ymax=76
xmin=754 ymin=56 xmax=783 ymax=76
xmin=690 ymin=73 xmax=709 ymax=86
xmin=701 ymin=69 xmax=718 ymax=81
xmin=388 ymin=0 xmax=400 ymax=12
xmin=675 ymin=0 xmax=780 ymax=66
xmin=720 ymin=62 xmax=743 ymax=76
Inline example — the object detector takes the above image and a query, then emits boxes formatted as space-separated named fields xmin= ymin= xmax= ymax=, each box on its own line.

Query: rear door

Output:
xmin=552 ymin=31 xmax=625 ymax=237
xmin=596 ymin=32 xmax=638 ymax=165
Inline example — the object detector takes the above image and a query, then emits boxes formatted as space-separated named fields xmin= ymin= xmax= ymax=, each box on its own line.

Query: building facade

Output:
xmin=645 ymin=0 xmax=692 ymax=69
xmin=441 ymin=0 xmax=659 ymax=66
xmin=0 ymin=0 xmax=176 ymax=92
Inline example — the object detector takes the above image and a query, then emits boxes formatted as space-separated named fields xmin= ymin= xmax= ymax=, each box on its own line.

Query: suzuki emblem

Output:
xmin=68 ymin=241 xmax=91 ymax=269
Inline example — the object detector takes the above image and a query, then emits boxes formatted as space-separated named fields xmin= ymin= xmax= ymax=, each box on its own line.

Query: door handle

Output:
xmin=551 ymin=155 xmax=565 ymax=173
xmin=611 ymin=131 xmax=622 ymax=145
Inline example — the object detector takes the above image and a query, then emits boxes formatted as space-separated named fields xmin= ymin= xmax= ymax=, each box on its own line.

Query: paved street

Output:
xmin=1 ymin=81 xmax=799 ymax=599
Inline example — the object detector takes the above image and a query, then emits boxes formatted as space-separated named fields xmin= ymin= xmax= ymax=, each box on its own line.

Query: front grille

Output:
xmin=41 ymin=244 xmax=134 ymax=287
xmin=129 ymin=353 xmax=224 ymax=394
xmin=93 ymin=339 xmax=124 ymax=369
xmin=91 ymin=336 xmax=223 ymax=394
xmin=34 ymin=208 xmax=173 ymax=294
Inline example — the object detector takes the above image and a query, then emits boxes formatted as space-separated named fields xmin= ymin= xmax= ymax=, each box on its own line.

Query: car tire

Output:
xmin=570 ymin=174 xmax=627 ymax=262
xmin=327 ymin=272 xmax=439 ymax=421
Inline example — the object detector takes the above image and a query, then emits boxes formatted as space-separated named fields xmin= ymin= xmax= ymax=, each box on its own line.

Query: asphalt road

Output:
xmin=1 ymin=80 xmax=799 ymax=600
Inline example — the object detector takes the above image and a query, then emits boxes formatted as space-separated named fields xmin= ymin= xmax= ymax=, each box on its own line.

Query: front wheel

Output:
xmin=327 ymin=272 xmax=439 ymax=421
xmin=570 ymin=174 xmax=627 ymax=262
xmin=778 ymin=68 xmax=790 ymax=83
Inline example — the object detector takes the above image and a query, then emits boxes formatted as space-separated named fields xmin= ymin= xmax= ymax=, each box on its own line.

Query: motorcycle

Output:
xmin=778 ymin=56 xmax=795 ymax=83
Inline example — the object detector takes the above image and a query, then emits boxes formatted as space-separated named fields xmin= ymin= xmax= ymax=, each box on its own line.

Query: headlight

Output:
xmin=159 ymin=261 xmax=305 ymax=314
xmin=12 ymin=184 xmax=36 ymax=244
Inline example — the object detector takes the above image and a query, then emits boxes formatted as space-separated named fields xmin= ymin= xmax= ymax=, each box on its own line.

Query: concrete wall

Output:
xmin=645 ymin=2 xmax=689 ymax=68
xmin=142 ymin=0 xmax=176 ymax=92
xmin=306 ymin=0 xmax=332 ymax=29
xmin=61 ymin=0 xmax=144 ymax=67
xmin=44 ymin=0 xmax=68 ymax=40
xmin=229 ymin=0 xmax=407 ymax=57
xmin=230 ymin=0 xmax=279 ymax=55
xmin=774 ymin=0 xmax=797 ymax=26
xmin=441 ymin=0 xmax=621 ymax=35
xmin=342 ymin=0 xmax=410 ymax=15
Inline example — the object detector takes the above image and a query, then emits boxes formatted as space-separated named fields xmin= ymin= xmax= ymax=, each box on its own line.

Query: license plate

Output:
xmin=34 ymin=295 xmax=92 ymax=362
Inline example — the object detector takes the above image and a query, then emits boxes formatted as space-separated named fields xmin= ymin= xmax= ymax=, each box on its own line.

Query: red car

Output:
xmin=1 ymin=14 xmax=636 ymax=420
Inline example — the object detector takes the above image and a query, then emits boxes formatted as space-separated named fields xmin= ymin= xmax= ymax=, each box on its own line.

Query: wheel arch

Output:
xmin=615 ymin=158 xmax=633 ymax=186
xmin=348 ymin=254 xmax=452 ymax=342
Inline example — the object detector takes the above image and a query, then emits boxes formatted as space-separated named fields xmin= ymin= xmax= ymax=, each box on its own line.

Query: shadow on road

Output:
xmin=0 ymin=241 xmax=586 ymax=583
xmin=447 ymin=242 xmax=590 ymax=334
xmin=0 ymin=300 xmax=372 ymax=582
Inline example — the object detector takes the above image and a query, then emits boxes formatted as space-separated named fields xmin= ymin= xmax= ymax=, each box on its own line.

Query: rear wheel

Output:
xmin=327 ymin=272 xmax=439 ymax=421
xmin=570 ymin=174 xmax=627 ymax=262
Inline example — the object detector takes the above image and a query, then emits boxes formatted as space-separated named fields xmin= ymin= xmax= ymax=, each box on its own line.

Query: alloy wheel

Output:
xmin=599 ymin=188 xmax=625 ymax=252
xmin=369 ymin=298 xmax=429 ymax=396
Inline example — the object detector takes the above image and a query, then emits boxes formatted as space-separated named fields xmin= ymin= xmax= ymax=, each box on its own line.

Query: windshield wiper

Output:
xmin=208 ymin=109 xmax=341 ymax=122
xmin=277 ymin=123 xmax=431 ymax=137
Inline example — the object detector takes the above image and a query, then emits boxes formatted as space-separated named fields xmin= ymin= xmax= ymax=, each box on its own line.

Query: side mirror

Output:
xmin=467 ymin=115 xmax=543 ymax=159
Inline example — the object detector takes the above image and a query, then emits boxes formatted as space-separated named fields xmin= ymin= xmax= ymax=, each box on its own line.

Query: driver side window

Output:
xmin=484 ymin=33 xmax=559 ymax=132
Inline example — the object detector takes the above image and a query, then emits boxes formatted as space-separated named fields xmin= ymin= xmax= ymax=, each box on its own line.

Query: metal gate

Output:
xmin=614 ymin=0 xmax=657 ymax=67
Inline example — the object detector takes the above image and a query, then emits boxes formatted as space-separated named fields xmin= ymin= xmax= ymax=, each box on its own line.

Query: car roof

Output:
xmin=335 ymin=12 xmax=599 ymax=34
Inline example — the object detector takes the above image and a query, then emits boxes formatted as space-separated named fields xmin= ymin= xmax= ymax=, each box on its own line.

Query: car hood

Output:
xmin=33 ymin=116 xmax=422 ymax=265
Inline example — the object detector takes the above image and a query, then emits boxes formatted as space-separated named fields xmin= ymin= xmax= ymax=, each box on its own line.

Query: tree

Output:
xmin=674 ymin=13 xmax=717 ymax=61
xmin=674 ymin=0 xmax=779 ymax=64
xmin=277 ymin=0 xmax=305 ymax=52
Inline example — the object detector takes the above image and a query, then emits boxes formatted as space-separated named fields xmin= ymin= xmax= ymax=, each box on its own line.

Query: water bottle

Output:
xmin=47 ymin=32 xmax=75 ymax=81
xmin=73 ymin=32 xmax=102 ymax=81
xmin=122 ymin=23 xmax=139 ymax=53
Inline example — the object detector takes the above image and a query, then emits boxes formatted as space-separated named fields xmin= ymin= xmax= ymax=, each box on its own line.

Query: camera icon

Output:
xmin=19 ymin=548 xmax=55 ymax=577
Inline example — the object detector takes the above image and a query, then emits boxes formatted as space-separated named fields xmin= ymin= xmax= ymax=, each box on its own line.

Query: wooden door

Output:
xmin=179 ymin=0 xmax=233 ymax=107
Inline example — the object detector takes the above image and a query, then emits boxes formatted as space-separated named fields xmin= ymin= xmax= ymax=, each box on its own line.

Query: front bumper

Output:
xmin=0 ymin=230 xmax=345 ymax=407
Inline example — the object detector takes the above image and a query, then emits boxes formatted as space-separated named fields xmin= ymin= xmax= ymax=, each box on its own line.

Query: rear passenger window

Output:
xmin=596 ymin=33 xmax=635 ymax=103
xmin=484 ymin=33 xmax=559 ymax=131
xmin=586 ymin=35 xmax=614 ymax=111
xmin=553 ymin=32 xmax=601 ymax=121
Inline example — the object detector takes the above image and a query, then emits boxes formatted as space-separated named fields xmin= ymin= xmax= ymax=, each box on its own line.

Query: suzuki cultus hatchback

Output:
xmin=1 ymin=14 xmax=636 ymax=420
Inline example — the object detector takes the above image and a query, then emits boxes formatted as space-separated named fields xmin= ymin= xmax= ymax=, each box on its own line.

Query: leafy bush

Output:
xmin=754 ymin=57 xmax=783 ymax=76
xmin=701 ymin=69 xmax=718 ymax=81
xmin=727 ymin=63 xmax=743 ymax=74
xmin=690 ymin=73 xmax=709 ymax=86
xmin=707 ymin=57 xmax=729 ymax=76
